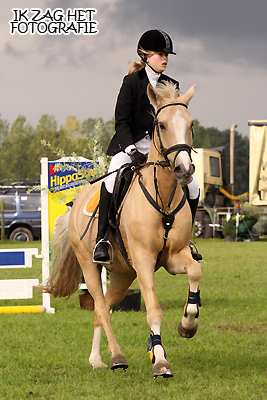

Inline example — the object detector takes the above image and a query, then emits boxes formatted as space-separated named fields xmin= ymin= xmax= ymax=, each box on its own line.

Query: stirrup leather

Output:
xmin=92 ymin=239 xmax=114 ymax=265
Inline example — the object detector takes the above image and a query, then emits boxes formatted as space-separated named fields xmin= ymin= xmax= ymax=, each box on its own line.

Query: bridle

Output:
xmin=153 ymin=102 xmax=193 ymax=167
xmin=127 ymin=101 xmax=194 ymax=268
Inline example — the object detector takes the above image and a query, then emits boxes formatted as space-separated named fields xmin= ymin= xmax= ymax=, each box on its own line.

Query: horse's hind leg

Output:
xmin=74 ymin=246 xmax=125 ymax=370
xmin=89 ymin=324 xmax=108 ymax=369
xmin=104 ymin=270 xmax=136 ymax=370
xmin=89 ymin=270 xmax=135 ymax=370
xmin=104 ymin=270 xmax=136 ymax=310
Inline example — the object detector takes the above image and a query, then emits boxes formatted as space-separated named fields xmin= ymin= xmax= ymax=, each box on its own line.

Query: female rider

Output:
xmin=93 ymin=29 xmax=201 ymax=262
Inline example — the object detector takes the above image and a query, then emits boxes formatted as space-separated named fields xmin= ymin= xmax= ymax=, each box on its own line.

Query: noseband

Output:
xmin=153 ymin=102 xmax=193 ymax=166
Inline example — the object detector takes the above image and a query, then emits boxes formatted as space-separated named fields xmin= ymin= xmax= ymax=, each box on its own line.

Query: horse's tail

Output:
xmin=38 ymin=210 xmax=82 ymax=298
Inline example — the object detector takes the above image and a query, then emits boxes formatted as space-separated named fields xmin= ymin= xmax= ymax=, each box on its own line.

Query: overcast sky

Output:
xmin=1 ymin=0 xmax=266 ymax=138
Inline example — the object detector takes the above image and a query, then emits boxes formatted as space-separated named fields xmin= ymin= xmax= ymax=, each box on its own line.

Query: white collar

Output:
xmin=145 ymin=68 xmax=161 ymax=88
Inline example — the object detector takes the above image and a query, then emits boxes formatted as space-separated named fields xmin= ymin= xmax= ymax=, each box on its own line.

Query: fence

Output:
xmin=0 ymin=248 xmax=47 ymax=314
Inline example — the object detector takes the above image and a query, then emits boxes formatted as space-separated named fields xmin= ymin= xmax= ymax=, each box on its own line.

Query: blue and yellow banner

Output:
xmin=48 ymin=159 xmax=93 ymax=238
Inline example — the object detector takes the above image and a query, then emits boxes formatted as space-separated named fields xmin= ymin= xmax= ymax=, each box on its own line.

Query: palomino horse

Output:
xmin=41 ymin=81 xmax=202 ymax=379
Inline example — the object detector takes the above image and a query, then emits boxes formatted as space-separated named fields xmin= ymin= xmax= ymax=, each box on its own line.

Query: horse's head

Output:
xmin=147 ymin=81 xmax=196 ymax=185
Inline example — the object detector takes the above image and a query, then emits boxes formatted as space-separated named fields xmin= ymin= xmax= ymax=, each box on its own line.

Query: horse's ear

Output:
xmin=179 ymin=84 xmax=197 ymax=106
xmin=147 ymin=83 xmax=163 ymax=110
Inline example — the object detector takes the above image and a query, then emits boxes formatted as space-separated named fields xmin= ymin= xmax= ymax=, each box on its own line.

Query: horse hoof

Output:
xmin=178 ymin=322 xmax=198 ymax=338
xmin=153 ymin=362 xmax=173 ymax=379
xmin=89 ymin=358 xmax=108 ymax=369
xmin=111 ymin=355 xmax=128 ymax=371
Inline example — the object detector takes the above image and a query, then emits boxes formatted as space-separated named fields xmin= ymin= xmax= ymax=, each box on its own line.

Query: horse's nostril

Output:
xmin=174 ymin=162 xmax=195 ymax=180
xmin=174 ymin=165 xmax=182 ymax=174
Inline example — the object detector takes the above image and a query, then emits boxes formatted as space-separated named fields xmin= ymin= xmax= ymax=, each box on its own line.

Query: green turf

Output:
xmin=0 ymin=239 xmax=266 ymax=399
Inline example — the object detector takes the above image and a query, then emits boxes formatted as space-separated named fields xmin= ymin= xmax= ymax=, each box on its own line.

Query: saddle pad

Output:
xmin=83 ymin=188 xmax=100 ymax=216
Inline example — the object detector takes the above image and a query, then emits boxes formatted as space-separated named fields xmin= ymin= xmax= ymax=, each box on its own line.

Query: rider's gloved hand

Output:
xmin=128 ymin=148 xmax=147 ymax=166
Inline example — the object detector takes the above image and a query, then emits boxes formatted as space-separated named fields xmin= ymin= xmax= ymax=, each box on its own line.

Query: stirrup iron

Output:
xmin=92 ymin=239 xmax=114 ymax=265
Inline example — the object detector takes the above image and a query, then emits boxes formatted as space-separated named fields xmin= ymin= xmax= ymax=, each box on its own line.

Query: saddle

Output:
xmin=84 ymin=188 xmax=100 ymax=216
xmin=84 ymin=167 xmax=134 ymax=221
xmin=83 ymin=167 xmax=135 ymax=269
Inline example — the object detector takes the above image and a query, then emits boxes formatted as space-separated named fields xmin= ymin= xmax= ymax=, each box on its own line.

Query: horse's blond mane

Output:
xmin=155 ymin=80 xmax=180 ymax=100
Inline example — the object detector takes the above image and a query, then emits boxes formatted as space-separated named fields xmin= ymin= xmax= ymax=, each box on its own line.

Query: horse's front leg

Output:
xmin=168 ymin=246 xmax=202 ymax=338
xmin=134 ymin=255 xmax=173 ymax=379
xmin=89 ymin=268 xmax=135 ymax=371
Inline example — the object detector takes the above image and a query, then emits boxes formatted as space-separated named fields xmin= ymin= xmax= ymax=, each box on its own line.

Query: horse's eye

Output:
xmin=159 ymin=122 xmax=166 ymax=130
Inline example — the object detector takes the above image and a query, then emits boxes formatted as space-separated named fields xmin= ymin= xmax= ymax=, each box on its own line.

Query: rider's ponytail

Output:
xmin=127 ymin=48 xmax=155 ymax=75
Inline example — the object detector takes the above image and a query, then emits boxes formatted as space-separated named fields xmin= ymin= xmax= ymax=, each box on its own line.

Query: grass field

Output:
xmin=0 ymin=238 xmax=267 ymax=399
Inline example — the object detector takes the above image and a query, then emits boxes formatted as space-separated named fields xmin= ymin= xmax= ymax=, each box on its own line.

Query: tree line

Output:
xmin=0 ymin=114 xmax=248 ymax=195
xmin=0 ymin=114 xmax=114 ymax=185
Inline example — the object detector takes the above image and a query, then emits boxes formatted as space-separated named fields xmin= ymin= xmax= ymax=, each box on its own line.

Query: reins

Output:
xmin=89 ymin=162 xmax=133 ymax=185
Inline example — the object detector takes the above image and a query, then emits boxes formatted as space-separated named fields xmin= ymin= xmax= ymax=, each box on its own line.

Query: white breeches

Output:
xmin=105 ymin=136 xmax=151 ymax=193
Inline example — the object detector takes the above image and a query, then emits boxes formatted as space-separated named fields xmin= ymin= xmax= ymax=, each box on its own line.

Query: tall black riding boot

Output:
xmin=93 ymin=182 xmax=112 ymax=262
xmin=188 ymin=196 xmax=199 ymax=226
xmin=188 ymin=195 xmax=203 ymax=262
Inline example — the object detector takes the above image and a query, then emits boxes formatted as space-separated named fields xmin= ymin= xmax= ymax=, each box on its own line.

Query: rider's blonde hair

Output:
xmin=127 ymin=48 xmax=156 ymax=75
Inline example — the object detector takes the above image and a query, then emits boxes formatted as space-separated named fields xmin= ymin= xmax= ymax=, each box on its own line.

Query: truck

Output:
xmin=192 ymin=121 xmax=267 ymax=238
xmin=192 ymin=146 xmax=233 ymax=238
xmin=248 ymin=120 xmax=267 ymax=235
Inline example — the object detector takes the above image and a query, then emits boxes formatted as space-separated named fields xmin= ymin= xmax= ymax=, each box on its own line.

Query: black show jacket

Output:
xmin=106 ymin=68 xmax=179 ymax=156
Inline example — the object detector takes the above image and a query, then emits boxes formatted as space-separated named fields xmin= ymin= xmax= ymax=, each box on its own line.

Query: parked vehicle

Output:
xmin=192 ymin=146 xmax=232 ymax=238
xmin=192 ymin=141 xmax=267 ymax=239
xmin=0 ymin=186 xmax=41 ymax=241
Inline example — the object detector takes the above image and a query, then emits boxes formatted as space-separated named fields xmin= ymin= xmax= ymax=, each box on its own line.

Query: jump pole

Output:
xmin=0 ymin=305 xmax=44 ymax=314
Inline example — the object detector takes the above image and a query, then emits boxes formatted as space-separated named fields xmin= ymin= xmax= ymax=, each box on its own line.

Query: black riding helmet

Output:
xmin=137 ymin=29 xmax=176 ymax=58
